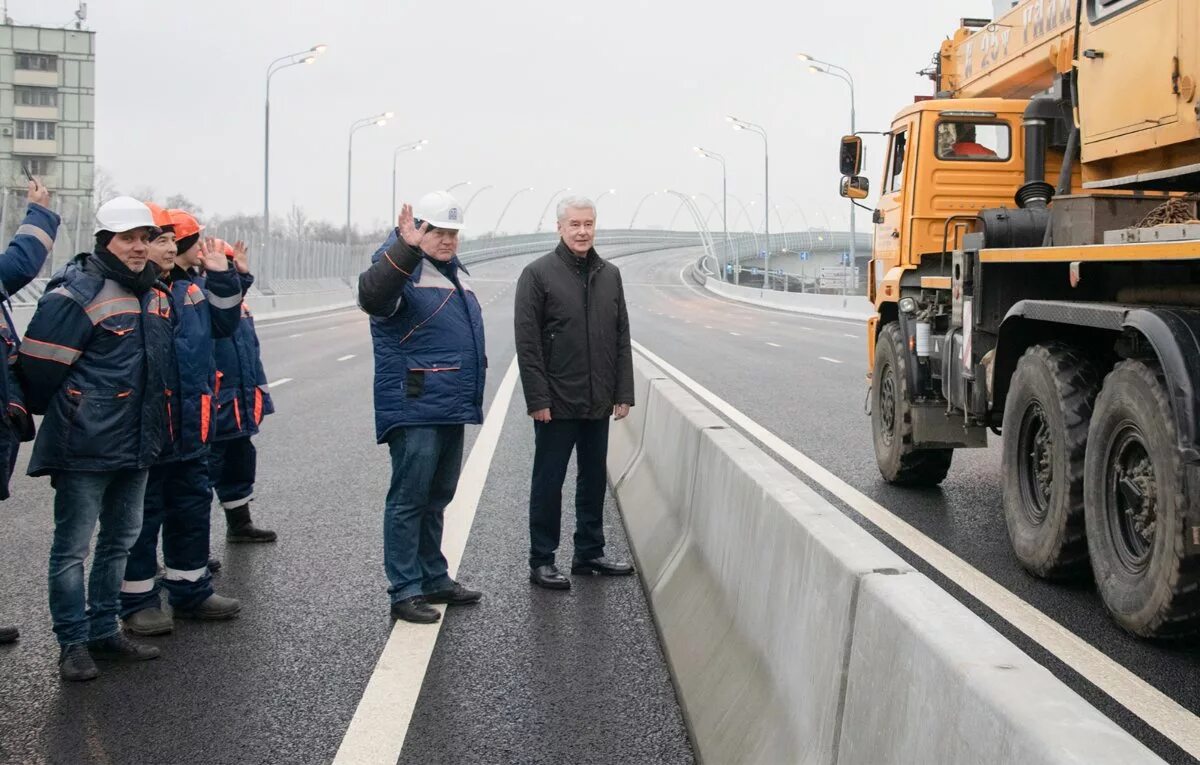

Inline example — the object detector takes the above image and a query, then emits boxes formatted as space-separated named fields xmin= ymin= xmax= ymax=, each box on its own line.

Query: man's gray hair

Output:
xmin=556 ymin=195 xmax=597 ymax=222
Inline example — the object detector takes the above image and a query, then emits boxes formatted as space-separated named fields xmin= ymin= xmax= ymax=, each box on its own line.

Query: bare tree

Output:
xmin=93 ymin=166 xmax=119 ymax=205
xmin=165 ymin=194 xmax=204 ymax=216
xmin=285 ymin=204 xmax=311 ymax=239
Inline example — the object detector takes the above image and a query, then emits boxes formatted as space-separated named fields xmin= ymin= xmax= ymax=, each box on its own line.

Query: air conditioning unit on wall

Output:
xmin=0 ymin=127 xmax=11 ymax=137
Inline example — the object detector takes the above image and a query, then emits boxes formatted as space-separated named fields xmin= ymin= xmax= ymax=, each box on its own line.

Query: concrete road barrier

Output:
xmin=610 ymin=353 xmax=1164 ymax=765
xmin=606 ymin=359 xmax=668 ymax=486
xmin=702 ymin=275 xmax=875 ymax=322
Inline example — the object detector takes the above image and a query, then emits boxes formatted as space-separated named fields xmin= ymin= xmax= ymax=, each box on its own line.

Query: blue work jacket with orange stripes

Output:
xmin=358 ymin=231 xmax=486 ymax=443
xmin=157 ymin=265 xmax=242 ymax=463
xmin=19 ymin=253 xmax=175 ymax=477
xmin=212 ymin=271 xmax=274 ymax=440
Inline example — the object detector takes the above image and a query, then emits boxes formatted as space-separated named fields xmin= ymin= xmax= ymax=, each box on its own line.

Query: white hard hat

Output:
xmin=414 ymin=191 xmax=465 ymax=230
xmin=95 ymin=196 xmax=156 ymax=235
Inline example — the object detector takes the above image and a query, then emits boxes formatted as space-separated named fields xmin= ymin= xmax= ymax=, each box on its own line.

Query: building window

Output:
xmin=16 ymin=157 xmax=54 ymax=177
xmin=15 ymin=53 xmax=56 ymax=72
xmin=15 ymin=120 xmax=56 ymax=141
xmin=15 ymin=87 xmax=57 ymax=107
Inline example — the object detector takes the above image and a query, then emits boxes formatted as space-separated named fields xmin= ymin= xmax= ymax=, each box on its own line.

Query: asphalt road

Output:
xmin=0 ymin=247 xmax=692 ymax=765
xmin=616 ymin=246 xmax=1199 ymax=765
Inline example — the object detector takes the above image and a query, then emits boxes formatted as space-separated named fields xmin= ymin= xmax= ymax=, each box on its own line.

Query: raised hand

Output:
xmin=397 ymin=203 xmax=429 ymax=248
xmin=200 ymin=237 xmax=230 ymax=272
xmin=26 ymin=178 xmax=50 ymax=208
xmin=231 ymin=240 xmax=250 ymax=275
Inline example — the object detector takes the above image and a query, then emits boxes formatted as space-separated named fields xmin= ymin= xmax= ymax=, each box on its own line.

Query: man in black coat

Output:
xmin=514 ymin=196 xmax=635 ymax=590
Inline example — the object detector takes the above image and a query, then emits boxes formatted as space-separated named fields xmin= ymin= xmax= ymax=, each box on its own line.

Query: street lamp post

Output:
xmin=346 ymin=111 xmax=392 ymax=249
xmin=463 ymin=184 xmax=494 ymax=215
xmin=628 ymin=191 xmax=659 ymax=229
xmin=446 ymin=180 xmax=473 ymax=194
xmin=391 ymin=139 xmax=428 ymax=222
xmin=536 ymin=187 xmax=571 ymax=232
xmin=264 ymin=43 xmax=326 ymax=290
xmin=696 ymin=147 xmax=730 ymax=282
xmin=800 ymin=53 xmax=858 ymax=295
xmin=729 ymin=115 xmax=771 ymax=289
xmin=595 ymin=189 xmax=617 ymax=207
xmin=493 ymin=187 xmax=533 ymax=235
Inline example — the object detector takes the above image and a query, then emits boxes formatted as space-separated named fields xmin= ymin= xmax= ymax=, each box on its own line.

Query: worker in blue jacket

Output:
xmin=119 ymin=209 xmax=244 ymax=637
xmin=358 ymin=193 xmax=486 ymax=624
xmin=209 ymin=240 xmax=276 ymax=544
xmin=19 ymin=197 xmax=175 ymax=681
xmin=0 ymin=178 xmax=60 ymax=647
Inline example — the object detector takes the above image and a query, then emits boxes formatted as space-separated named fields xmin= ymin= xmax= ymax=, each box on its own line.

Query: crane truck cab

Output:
xmin=838 ymin=0 xmax=1200 ymax=639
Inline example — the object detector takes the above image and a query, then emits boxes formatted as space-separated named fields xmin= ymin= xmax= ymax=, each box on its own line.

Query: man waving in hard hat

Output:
xmin=18 ymin=196 xmax=176 ymax=681
xmin=358 ymin=191 xmax=486 ymax=624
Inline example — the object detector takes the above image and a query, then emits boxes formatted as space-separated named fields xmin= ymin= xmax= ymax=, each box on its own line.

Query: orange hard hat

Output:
xmin=167 ymin=209 xmax=203 ymax=242
xmin=144 ymin=202 xmax=174 ymax=231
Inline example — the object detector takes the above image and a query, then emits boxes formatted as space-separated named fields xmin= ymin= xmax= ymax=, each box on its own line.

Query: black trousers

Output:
xmin=528 ymin=417 xmax=610 ymax=568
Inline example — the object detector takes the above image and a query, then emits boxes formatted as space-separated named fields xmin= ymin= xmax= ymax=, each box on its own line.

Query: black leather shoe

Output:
xmin=571 ymin=556 xmax=635 ymax=576
xmin=530 ymin=564 xmax=571 ymax=590
xmin=424 ymin=582 xmax=482 ymax=605
xmin=88 ymin=632 xmax=161 ymax=662
xmin=0 ymin=625 xmax=17 ymax=644
xmin=59 ymin=644 xmax=99 ymax=682
xmin=391 ymin=596 xmax=440 ymax=624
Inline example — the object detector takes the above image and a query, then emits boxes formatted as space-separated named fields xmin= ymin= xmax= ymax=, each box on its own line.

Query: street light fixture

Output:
xmin=391 ymin=139 xmax=428 ymax=222
xmin=346 ymin=111 xmax=391 ymax=248
xmin=536 ymin=187 xmax=571 ymax=232
xmin=596 ymin=189 xmax=617 ymax=205
xmin=446 ymin=180 xmax=473 ymax=193
xmin=728 ymin=114 xmax=772 ymax=289
xmin=800 ymin=53 xmax=858 ymax=289
xmin=628 ymin=190 xmax=660 ymax=229
xmin=695 ymin=146 xmax=731 ymax=282
xmin=263 ymin=43 xmax=326 ymax=289
xmin=494 ymin=187 xmax=533 ymax=234
xmin=463 ymin=184 xmax=494 ymax=215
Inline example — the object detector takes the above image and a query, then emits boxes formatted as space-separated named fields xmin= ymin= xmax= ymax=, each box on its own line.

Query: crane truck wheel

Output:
xmin=1085 ymin=359 xmax=1200 ymax=638
xmin=1000 ymin=344 xmax=1097 ymax=580
xmin=871 ymin=322 xmax=953 ymax=486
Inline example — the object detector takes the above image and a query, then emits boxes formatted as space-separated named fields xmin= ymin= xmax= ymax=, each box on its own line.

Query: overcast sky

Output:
xmin=22 ymin=0 xmax=992 ymax=235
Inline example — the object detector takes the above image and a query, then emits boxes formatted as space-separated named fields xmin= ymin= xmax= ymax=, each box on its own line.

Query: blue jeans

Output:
xmin=121 ymin=458 xmax=214 ymax=616
xmin=49 ymin=469 xmax=149 ymax=646
xmin=384 ymin=425 xmax=463 ymax=603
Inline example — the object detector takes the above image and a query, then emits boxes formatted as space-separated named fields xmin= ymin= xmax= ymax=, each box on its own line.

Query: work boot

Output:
xmin=571 ymin=556 xmax=635 ymax=576
xmin=391 ymin=596 xmax=440 ymax=624
xmin=88 ymin=632 xmax=160 ymax=662
xmin=0 ymin=625 xmax=18 ymax=644
xmin=123 ymin=607 xmax=173 ymax=637
xmin=424 ymin=582 xmax=483 ymax=606
xmin=173 ymin=593 xmax=241 ymax=621
xmin=58 ymin=644 xmax=99 ymax=682
xmin=225 ymin=505 xmax=276 ymax=543
xmin=530 ymin=564 xmax=571 ymax=590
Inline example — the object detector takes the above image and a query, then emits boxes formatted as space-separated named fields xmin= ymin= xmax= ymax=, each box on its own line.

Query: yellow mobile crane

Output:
xmin=838 ymin=0 xmax=1200 ymax=637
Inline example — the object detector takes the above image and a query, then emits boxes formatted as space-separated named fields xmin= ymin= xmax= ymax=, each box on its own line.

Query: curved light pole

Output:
xmin=695 ymin=147 xmax=731 ymax=282
xmin=446 ymin=180 xmax=473 ymax=194
xmin=493 ymin=187 xmax=533 ymax=235
xmin=346 ymin=111 xmax=392 ymax=248
xmin=536 ymin=187 xmax=571 ymax=232
xmin=800 ymin=53 xmax=858 ymax=283
xmin=264 ymin=43 xmax=325 ymax=287
xmin=729 ymin=114 xmax=771 ymax=288
xmin=628 ymin=191 xmax=660 ymax=229
xmin=595 ymin=189 xmax=617 ymax=206
xmin=391 ymin=139 xmax=428 ymax=222
xmin=463 ymin=184 xmax=494 ymax=216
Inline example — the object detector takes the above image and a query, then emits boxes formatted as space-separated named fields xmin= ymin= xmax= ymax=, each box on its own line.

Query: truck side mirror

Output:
xmin=840 ymin=176 xmax=870 ymax=200
xmin=840 ymin=135 xmax=863 ymax=177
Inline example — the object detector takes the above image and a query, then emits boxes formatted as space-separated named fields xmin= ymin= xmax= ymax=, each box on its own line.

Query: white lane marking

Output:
xmin=289 ymin=333 xmax=305 ymax=339
xmin=766 ymin=342 xmax=782 ymax=348
xmin=729 ymin=332 xmax=742 ymax=337
xmin=267 ymin=378 xmax=293 ymax=388
xmin=819 ymin=356 xmax=843 ymax=364
xmin=632 ymin=339 xmax=1200 ymax=759
xmin=704 ymin=325 xmax=713 ymax=330
xmin=844 ymin=333 xmax=858 ymax=339
xmin=337 ymin=354 xmax=356 ymax=362
xmin=333 ymin=358 xmax=520 ymax=765
xmin=257 ymin=308 xmax=361 ymax=329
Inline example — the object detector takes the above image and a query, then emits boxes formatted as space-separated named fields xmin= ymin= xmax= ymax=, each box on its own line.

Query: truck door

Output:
xmin=873 ymin=118 xmax=915 ymax=286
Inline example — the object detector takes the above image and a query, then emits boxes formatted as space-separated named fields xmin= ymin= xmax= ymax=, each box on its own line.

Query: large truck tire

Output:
xmin=1001 ymin=343 xmax=1097 ymax=579
xmin=871 ymin=322 xmax=953 ymax=486
xmin=1085 ymin=359 xmax=1200 ymax=638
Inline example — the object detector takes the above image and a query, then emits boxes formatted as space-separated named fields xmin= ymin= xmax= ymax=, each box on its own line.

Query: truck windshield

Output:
xmin=935 ymin=121 xmax=1010 ymax=161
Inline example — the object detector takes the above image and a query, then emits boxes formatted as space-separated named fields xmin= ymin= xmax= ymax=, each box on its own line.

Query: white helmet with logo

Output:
xmin=95 ymin=196 xmax=156 ymax=235
xmin=414 ymin=191 xmax=465 ymax=230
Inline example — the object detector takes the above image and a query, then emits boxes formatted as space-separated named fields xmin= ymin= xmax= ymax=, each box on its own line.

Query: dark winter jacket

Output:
xmin=19 ymin=253 xmax=175 ymax=477
xmin=514 ymin=242 xmax=634 ymax=420
xmin=157 ymin=265 xmax=242 ymax=463
xmin=358 ymin=230 xmax=486 ymax=443
xmin=0 ymin=203 xmax=60 ymax=498
xmin=212 ymin=271 xmax=274 ymax=440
